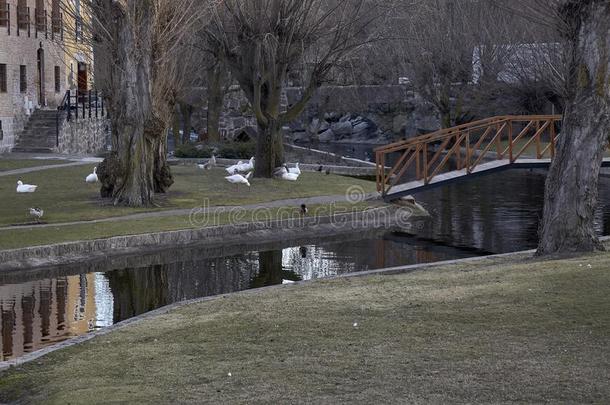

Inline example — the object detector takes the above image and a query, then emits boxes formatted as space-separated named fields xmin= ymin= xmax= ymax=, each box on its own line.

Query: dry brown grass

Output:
xmin=0 ymin=252 xmax=609 ymax=404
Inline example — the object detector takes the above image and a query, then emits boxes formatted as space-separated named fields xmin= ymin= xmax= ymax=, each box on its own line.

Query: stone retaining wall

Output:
xmin=56 ymin=117 xmax=110 ymax=155
xmin=0 ymin=208 xmax=398 ymax=272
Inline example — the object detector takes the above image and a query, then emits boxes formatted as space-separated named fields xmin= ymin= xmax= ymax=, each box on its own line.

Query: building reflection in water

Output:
xmin=0 ymin=232 xmax=476 ymax=361
xmin=0 ymin=274 xmax=98 ymax=361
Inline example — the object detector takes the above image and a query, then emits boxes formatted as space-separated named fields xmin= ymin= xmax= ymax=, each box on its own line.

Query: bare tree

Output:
xmin=393 ymin=0 xmax=527 ymax=127
xmin=62 ymin=0 xmax=211 ymax=206
xmin=524 ymin=0 xmax=610 ymax=255
xmin=205 ymin=0 xmax=389 ymax=177
xmin=495 ymin=0 xmax=610 ymax=254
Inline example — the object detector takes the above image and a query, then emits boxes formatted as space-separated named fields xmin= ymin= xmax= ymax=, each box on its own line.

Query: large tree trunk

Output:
xmin=207 ymin=63 xmax=226 ymax=142
xmin=95 ymin=0 xmax=173 ymax=207
xmin=254 ymin=119 xmax=284 ymax=178
xmin=537 ymin=0 xmax=610 ymax=255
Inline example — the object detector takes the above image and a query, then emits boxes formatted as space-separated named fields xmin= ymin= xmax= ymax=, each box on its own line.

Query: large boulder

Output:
xmin=352 ymin=117 xmax=378 ymax=139
xmin=318 ymin=128 xmax=335 ymax=142
xmin=330 ymin=121 xmax=353 ymax=138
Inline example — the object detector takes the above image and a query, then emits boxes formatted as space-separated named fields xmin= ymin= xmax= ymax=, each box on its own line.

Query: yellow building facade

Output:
xmin=0 ymin=0 xmax=93 ymax=152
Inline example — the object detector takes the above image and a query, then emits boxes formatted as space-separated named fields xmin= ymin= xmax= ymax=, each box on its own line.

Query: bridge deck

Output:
xmin=384 ymin=157 xmax=610 ymax=201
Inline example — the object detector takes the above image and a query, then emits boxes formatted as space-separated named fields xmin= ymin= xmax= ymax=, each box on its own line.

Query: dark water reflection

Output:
xmin=0 ymin=232 xmax=473 ymax=361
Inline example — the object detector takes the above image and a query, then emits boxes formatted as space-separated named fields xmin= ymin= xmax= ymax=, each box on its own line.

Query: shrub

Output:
xmin=174 ymin=141 xmax=256 ymax=159
xmin=217 ymin=141 xmax=256 ymax=159
xmin=174 ymin=143 xmax=212 ymax=158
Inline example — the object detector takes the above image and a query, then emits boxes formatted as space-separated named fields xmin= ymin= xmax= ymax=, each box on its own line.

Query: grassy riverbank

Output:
xmin=0 ymin=162 xmax=378 ymax=249
xmin=1 ymin=252 xmax=608 ymax=403
xmin=0 ymin=201 xmax=380 ymax=250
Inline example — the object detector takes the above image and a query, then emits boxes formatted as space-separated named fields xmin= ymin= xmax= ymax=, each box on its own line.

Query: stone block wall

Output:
xmin=189 ymin=85 xmax=440 ymax=145
xmin=57 ymin=117 xmax=109 ymax=155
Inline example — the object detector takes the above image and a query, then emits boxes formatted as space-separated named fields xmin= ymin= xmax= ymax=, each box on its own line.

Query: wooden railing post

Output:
xmin=508 ymin=120 xmax=513 ymax=163
xmin=415 ymin=144 xmax=421 ymax=180
xmin=496 ymin=123 xmax=502 ymax=160
xmin=423 ymin=142 xmax=429 ymax=183
xmin=455 ymin=132 xmax=462 ymax=170
xmin=536 ymin=120 xmax=542 ymax=158
xmin=550 ymin=119 xmax=556 ymax=159
xmin=465 ymin=130 xmax=471 ymax=173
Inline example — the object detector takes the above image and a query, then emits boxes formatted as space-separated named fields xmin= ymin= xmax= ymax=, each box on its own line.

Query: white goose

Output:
xmin=16 ymin=180 xmax=37 ymax=193
xmin=226 ymin=161 xmax=244 ymax=175
xmin=288 ymin=163 xmax=301 ymax=176
xmin=225 ymin=172 xmax=252 ymax=189
xmin=280 ymin=172 xmax=300 ymax=181
xmin=239 ymin=157 xmax=255 ymax=172
xmin=273 ymin=165 xmax=289 ymax=178
xmin=85 ymin=167 xmax=99 ymax=183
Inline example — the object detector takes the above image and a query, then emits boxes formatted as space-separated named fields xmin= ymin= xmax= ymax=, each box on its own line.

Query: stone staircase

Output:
xmin=12 ymin=109 xmax=63 ymax=153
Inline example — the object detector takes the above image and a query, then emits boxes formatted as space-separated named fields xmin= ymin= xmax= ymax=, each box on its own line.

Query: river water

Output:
xmin=2 ymin=145 xmax=610 ymax=361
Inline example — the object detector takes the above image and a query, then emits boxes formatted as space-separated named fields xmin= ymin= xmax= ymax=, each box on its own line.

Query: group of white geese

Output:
xmin=199 ymin=155 xmax=302 ymax=189
xmin=15 ymin=156 xmax=302 ymax=221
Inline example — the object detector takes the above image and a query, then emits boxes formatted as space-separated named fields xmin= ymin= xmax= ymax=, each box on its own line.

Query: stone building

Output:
xmin=0 ymin=0 xmax=93 ymax=153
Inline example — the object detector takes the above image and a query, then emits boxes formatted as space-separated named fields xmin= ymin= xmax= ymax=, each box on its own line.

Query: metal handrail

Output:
xmin=56 ymin=89 xmax=107 ymax=147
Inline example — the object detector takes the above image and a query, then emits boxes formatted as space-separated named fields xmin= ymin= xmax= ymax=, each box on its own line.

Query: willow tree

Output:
xmin=71 ymin=0 xmax=209 ymax=206
xmin=205 ymin=0 xmax=388 ymax=177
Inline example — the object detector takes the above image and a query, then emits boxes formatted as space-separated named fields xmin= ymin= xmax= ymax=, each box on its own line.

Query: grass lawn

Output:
xmin=0 ymin=159 xmax=72 ymax=172
xmin=0 ymin=164 xmax=376 ymax=227
xmin=0 ymin=201 xmax=379 ymax=250
xmin=0 ymin=252 xmax=608 ymax=403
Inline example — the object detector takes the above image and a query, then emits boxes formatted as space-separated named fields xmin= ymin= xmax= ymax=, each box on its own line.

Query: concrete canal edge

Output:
xmin=0 ymin=206 xmax=406 ymax=272
xmin=1 ymin=237 xmax=608 ymax=371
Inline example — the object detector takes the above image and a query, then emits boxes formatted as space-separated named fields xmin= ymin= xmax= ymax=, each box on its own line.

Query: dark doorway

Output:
xmin=77 ymin=62 xmax=87 ymax=93
xmin=37 ymin=47 xmax=45 ymax=106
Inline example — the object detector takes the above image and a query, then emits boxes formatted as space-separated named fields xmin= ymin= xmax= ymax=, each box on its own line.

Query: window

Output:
xmin=0 ymin=64 xmax=6 ymax=93
xmin=20 ymin=65 xmax=26 ymax=93
xmin=0 ymin=0 xmax=7 ymax=28
xmin=75 ymin=0 xmax=82 ymax=41
xmin=54 ymin=66 xmax=60 ymax=92
xmin=35 ymin=0 xmax=45 ymax=32
xmin=17 ymin=0 xmax=28 ymax=31
xmin=51 ymin=0 xmax=60 ymax=33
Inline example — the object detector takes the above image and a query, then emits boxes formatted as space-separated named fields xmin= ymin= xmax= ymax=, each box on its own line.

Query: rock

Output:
xmin=330 ymin=121 xmax=353 ymax=138
xmin=352 ymin=118 xmax=378 ymax=139
xmin=318 ymin=129 xmax=335 ymax=142
xmin=394 ymin=195 xmax=430 ymax=217
xmin=393 ymin=114 xmax=408 ymax=135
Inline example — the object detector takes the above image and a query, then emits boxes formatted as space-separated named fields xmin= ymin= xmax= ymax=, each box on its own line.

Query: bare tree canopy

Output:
xmin=205 ymin=0 xmax=391 ymax=177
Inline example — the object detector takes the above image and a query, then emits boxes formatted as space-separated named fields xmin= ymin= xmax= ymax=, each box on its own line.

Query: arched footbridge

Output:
xmin=375 ymin=115 xmax=610 ymax=201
